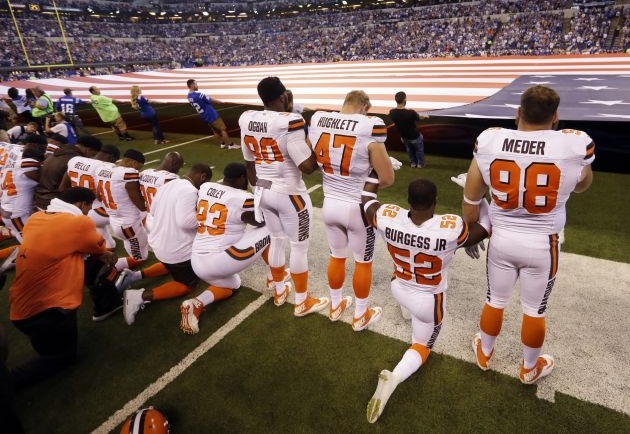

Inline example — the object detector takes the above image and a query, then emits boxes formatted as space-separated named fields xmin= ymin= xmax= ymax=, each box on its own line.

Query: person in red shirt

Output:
xmin=9 ymin=187 xmax=116 ymax=389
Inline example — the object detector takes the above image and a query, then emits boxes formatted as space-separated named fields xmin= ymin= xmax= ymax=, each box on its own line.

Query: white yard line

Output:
xmin=143 ymin=136 xmax=212 ymax=155
xmin=307 ymin=183 xmax=322 ymax=194
xmin=92 ymin=294 xmax=268 ymax=434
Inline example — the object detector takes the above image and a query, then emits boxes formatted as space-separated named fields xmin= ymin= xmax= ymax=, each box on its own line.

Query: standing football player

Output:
xmin=463 ymin=85 xmax=594 ymax=384
xmin=186 ymin=79 xmax=238 ymax=149
xmin=239 ymin=76 xmax=328 ymax=317
xmin=308 ymin=90 xmax=395 ymax=330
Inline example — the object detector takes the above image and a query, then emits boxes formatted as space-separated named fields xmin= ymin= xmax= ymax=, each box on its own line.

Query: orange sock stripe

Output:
xmin=141 ymin=262 xmax=169 ymax=278
xmin=152 ymin=281 xmax=192 ymax=300
xmin=410 ymin=343 xmax=431 ymax=364
xmin=433 ymin=292 xmax=444 ymax=325
xmin=291 ymin=271 xmax=308 ymax=293
xmin=0 ymin=245 xmax=18 ymax=260
xmin=125 ymin=257 xmax=145 ymax=269
xmin=480 ymin=303 xmax=504 ymax=336
xmin=327 ymin=256 xmax=346 ymax=290
xmin=352 ymin=261 xmax=373 ymax=299
xmin=521 ymin=314 xmax=546 ymax=348
xmin=208 ymin=286 xmax=233 ymax=302
xmin=548 ymin=234 xmax=559 ymax=279
xmin=270 ymin=266 xmax=286 ymax=282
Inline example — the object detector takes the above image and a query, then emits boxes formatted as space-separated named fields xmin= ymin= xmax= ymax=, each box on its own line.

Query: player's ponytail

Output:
xmin=130 ymin=85 xmax=141 ymax=110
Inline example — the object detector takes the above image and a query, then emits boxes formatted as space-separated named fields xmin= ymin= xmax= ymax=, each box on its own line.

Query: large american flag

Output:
xmin=2 ymin=54 xmax=630 ymax=116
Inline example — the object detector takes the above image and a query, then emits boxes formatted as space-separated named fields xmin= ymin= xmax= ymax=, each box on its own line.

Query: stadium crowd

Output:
xmin=0 ymin=0 xmax=628 ymax=80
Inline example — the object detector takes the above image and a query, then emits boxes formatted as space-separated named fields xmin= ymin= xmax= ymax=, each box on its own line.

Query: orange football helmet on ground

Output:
xmin=120 ymin=407 xmax=170 ymax=434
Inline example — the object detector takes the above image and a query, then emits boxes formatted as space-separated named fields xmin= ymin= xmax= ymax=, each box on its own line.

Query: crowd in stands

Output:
xmin=0 ymin=0 xmax=628 ymax=79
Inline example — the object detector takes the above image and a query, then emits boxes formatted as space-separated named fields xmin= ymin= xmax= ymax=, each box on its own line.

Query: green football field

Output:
xmin=1 ymin=103 xmax=629 ymax=433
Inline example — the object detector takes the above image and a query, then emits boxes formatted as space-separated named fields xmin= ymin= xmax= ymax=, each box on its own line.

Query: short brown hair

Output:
xmin=343 ymin=90 xmax=371 ymax=110
xmin=520 ymin=85 xmax=560 ymax=124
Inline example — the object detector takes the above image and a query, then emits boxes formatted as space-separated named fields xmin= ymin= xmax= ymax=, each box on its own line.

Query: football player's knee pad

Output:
xmin=289 ymin=240 xmax=309 ymax=274
xmin=268 ymin=236 xmax=287 ymax=268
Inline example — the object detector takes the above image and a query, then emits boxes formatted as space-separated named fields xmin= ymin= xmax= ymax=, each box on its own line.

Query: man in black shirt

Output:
xmin=389 ymin=92 xmax=426 ymax=168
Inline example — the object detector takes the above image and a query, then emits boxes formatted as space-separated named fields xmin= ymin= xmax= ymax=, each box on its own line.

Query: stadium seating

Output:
xmin=0 ymin=0 xmax=628 ymax=80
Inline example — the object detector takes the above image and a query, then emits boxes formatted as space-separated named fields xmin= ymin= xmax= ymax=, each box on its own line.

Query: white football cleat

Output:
xmin=367 ymin=369 xmax=400 ymax=423
xmin=227 ymin=144 xmax=241 ymax=150
xmin=328 ymin=296 xmax=353 ymax=322
xmin=520 ymin=354 xmax=555 ymax=385
xmin=180 ymin=298 xmax=204 ymax=334
xmin=123 ymin=288 xmax=147 ymax=325
xmin=352 ymin=306 xmax=382 ymax=331
xmin=115 ymin=268 xmax=141 ymax=293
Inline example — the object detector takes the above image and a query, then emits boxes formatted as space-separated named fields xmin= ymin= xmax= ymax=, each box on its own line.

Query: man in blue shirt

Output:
xmin=186 ymin=79 xmax=238 ymax=149
xmin=56 ymin=88 xmax=89 ymax=136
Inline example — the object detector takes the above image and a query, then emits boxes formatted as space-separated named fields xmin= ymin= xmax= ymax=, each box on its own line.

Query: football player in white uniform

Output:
xmin=362 ymin=178 xmax=489 ymax=423
xmin=308 ymin=90 xmax=395 ymax=330
xmin=123 ymin=163 xmax=212 ymax=325
xmin=0 ymin=142 xmax=45 ymax=241
xmin=180 ymin=163 xmax=271 ymax=334
xmin=95 ymin=149 xmax=167 ymax=280
xmin=239 ymin=77 xmax=328 ymax=317
xmin=115 ymin=152 xmax=184 ymax=293
xmin=59 ymin=144 xmax=120 ymax=250
xmin=463 ymin=85 xmax=594 ymax=385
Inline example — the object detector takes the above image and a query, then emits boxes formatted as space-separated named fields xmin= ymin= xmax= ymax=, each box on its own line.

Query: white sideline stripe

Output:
xmin=144 ymin=136 xmax=212 ymax=155
xmin=143 ymin=159 xmax=160 ymax=165
xmin=307 ymin=184 xmax=322 ymax=193
xmin=92 ymin=294 xmax=268 ymax=434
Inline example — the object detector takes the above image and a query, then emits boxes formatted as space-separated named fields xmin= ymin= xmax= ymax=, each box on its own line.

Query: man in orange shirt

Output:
xmin=9 ymin=187 xmax=116 ymax=389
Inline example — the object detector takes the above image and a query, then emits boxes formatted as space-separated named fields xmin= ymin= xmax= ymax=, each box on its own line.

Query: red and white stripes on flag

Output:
xmin=2 ymin=54 xmax=630 ymax=114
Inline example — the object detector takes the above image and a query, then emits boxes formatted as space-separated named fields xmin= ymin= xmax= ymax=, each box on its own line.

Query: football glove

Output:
xmin=450 ymin=173 xmax=467 ymax=188
xmin=389 ymin=156 xmax=403 ymax=171
xmin=465 ymin=241 xmax=485 ymax=259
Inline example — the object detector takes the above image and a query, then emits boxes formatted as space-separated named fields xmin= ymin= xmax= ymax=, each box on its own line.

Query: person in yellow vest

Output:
xmin=88 ymin=86 xmax=134 ymax=141
xmin=30 ymin=87 xmax=54 ymax=134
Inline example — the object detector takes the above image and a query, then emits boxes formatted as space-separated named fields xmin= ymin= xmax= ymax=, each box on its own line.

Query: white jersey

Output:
xmin=0 ymin=142 xmax=13 ymax=171
xmin=192 ymin=182 xmax=255 ymax=253
xmin=0 ymin=145 xmax=40 ymax=217
xmin=309 ymin=111 xmax=386 ymax=203
xmin=375 ymin=204 xmax=469 ymax=294
xmin=139 ymin=168 xmax=178 ymax=212
xmin=66 ymin=156 xmax=101 ymax=193
xmin=148 ymin=178 xmax=199 ymax=264
xmin=96 ymin=164 xmax=141 ymax=224
xmin=239 ymin=110 xmax=312 ymax=195
xmin=474 ymin=127 xmax=595 ymax=235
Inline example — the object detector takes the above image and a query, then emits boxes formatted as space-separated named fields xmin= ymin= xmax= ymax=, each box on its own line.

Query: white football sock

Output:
xmin=329 ymin=287 xmax=343 ymax=309
xmin=115 ymin=257 xmax=129 ymax=271
xmin=354 ymin=296 xmax=368 ymax=318
xmin=480 ymin=331 xmax=497 ymax=357
xmin=195 ymin=290 xmax=215 ymax=307
xmin=274 ymin=281 xmax=286 ymax=295
xmin=392 ymin=349 xmax=422 ymax=383
xmin=294 ymin=291 xmax=307 ymax=305
xmin=522 ymin=344 xmax=542 ymax=370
